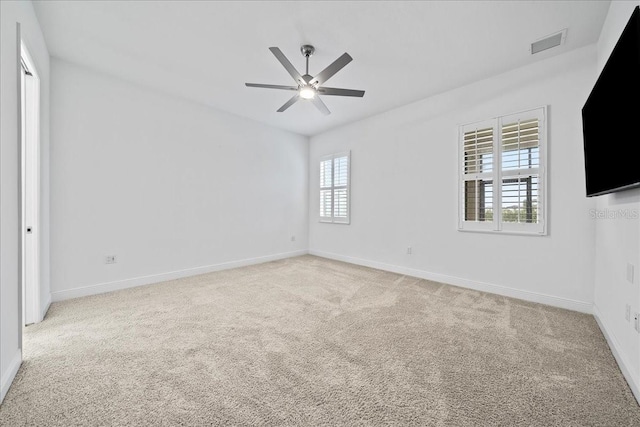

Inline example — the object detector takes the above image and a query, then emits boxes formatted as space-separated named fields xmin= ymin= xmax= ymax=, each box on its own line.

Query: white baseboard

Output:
xmin=309 ymin=250 xmax=593 ymax=314
xmin=52 ymin=250 xmax=308 ymax=302
xmin=1 ymin=349 xmax=22 ymax=403
xmin=593 ymin=305 xmax=640 ymax=404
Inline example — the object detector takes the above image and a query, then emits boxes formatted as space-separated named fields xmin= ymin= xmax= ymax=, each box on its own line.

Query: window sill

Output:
xmin=319 ymin=220 xmax=350 ymax=225
xmin=457 ymin=228 xmax=547 ymax=237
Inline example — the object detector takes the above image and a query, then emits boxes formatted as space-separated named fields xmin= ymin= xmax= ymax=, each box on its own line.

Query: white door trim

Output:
xmin=20 ymin=40 xmax=42 ymax=326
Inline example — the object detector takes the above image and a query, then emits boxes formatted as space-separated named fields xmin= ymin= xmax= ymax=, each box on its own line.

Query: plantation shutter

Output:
xmin=460 ymin=120 xmax=497 ymax=231
xmin=500 ymin=109 xmax=545 ymax=233
xmin=319 ymin=152 xmax=350 ymax=224
xmin=320 ymin=159 xmax=333 ymax=220
xmin=459 ymin=107 xmax=546 ymax=235
xmin=333 ymin=155 xmax=349 ymax=221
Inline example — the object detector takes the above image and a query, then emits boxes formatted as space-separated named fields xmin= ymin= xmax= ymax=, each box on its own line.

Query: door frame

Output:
xmin=19 ymin=38 xmax=41 ymax=328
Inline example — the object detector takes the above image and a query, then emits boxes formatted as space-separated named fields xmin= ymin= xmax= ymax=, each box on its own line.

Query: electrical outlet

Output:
xmin=635 ymin=313 xmax=640 ymax=333
xmin=407 ymin=247 xmax=412 ymax=255
xmin=625 ymin=304 xmax=631 ymax=322
xmin=105 ymin=255 xmax=117 ymax=264
xmin=627 ymin=263 xmax=635 ymax=284
xmin=291 ymin=236 xmax=296 ymax=242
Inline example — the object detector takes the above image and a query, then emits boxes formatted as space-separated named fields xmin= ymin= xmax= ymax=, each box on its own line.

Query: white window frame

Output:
xmin=458 ymin=106 xmax=547 ymax=235
xmin=319 ymin=151 xmax=351 ymax=224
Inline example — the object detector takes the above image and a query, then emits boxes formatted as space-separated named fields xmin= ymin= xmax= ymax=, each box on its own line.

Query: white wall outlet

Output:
xmin=627 ymin=263 xmax=635 ymax=284
xmin=291 ymin=236 xmax=296 ymax=242
xmin=635 ymin=313 xmax=640 ymax=333
xmin=105 ymin=255 xmax=117 ymax=264
xmin=625 ymin=304 xmax=631 ymax=322
xmin=407 ymin=247 xmax=412 ymax=255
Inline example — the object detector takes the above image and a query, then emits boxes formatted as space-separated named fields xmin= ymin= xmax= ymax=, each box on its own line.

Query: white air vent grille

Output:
xmin=531 ymin=29 xmax=567 ymax=54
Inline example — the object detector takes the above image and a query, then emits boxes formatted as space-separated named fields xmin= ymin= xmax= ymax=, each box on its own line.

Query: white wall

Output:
xmin=50 ymin=59 xmax=308 ymax=300
xmin=309 ymin=46 xmax=597 ymax=313
xmin=0 ymin=0 xmax=51 ymax=402
xmin=592 ymin=0 xmax=640 ymax=400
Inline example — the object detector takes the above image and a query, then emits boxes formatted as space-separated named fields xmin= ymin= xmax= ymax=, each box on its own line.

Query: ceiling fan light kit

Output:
xmin=299 ymin=86 xmax=316 ymax=99
xmin=245 ymin=44 xmax=365 ymax=115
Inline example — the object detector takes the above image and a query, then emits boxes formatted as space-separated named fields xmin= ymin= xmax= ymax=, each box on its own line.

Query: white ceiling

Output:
xmin=32 ymin=1 xmax=610 ymax=136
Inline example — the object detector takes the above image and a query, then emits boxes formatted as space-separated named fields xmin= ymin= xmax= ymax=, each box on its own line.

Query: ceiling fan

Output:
xmin=245 ymin=45 xmax=365 ymax=115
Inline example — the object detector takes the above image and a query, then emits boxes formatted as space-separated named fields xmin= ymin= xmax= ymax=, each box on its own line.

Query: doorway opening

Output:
xmin=20 ymin=42 xmax=41 ymax=328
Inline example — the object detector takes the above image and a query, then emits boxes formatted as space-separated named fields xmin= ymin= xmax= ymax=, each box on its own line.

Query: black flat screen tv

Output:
xmin=582 ymin=6 xmax=640 ymax=197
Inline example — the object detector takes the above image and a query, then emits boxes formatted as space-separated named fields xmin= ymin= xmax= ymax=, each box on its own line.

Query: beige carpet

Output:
xmin=1 ymin=255 xmax=638 ymax=426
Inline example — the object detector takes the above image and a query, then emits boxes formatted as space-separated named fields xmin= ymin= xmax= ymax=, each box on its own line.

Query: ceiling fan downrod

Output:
xmin=301 ymin=45 xmax=315 ymax=77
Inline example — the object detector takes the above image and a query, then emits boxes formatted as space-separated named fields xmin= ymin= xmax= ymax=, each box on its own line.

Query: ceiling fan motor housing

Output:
xmin=300 ymin=45 xmax=315 ymax=57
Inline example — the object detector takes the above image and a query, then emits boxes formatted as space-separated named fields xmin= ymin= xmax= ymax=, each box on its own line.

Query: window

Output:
xmin=459 ymin=107 xmax=546 ymax=235
xmin=320 ymin=151 xmax=350 ymax=224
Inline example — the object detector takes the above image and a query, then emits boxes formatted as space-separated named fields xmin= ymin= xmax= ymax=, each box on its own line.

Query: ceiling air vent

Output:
xmin=530 ymin=29 xmax=567 ymax=55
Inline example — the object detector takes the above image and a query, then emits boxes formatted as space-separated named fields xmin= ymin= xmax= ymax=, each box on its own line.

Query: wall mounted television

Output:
xmin=582 ymin=6 xmax=640 ymax=197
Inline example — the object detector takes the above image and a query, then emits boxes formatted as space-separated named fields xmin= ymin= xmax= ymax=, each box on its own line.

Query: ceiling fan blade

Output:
xmin=317 ymin=87 xmax=365 ymax=97
xmin=269 ymin=47 xmax=305 ymax=86
xmin=310 ymin=53 xmax=352 ymax=86
xmin=277 ymin=94 xmax=300 ymax=112
xmin=245 ymin=83 xmax=298 ymax=91
xmin=310 ymin=96 xmax=331 ymax=115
